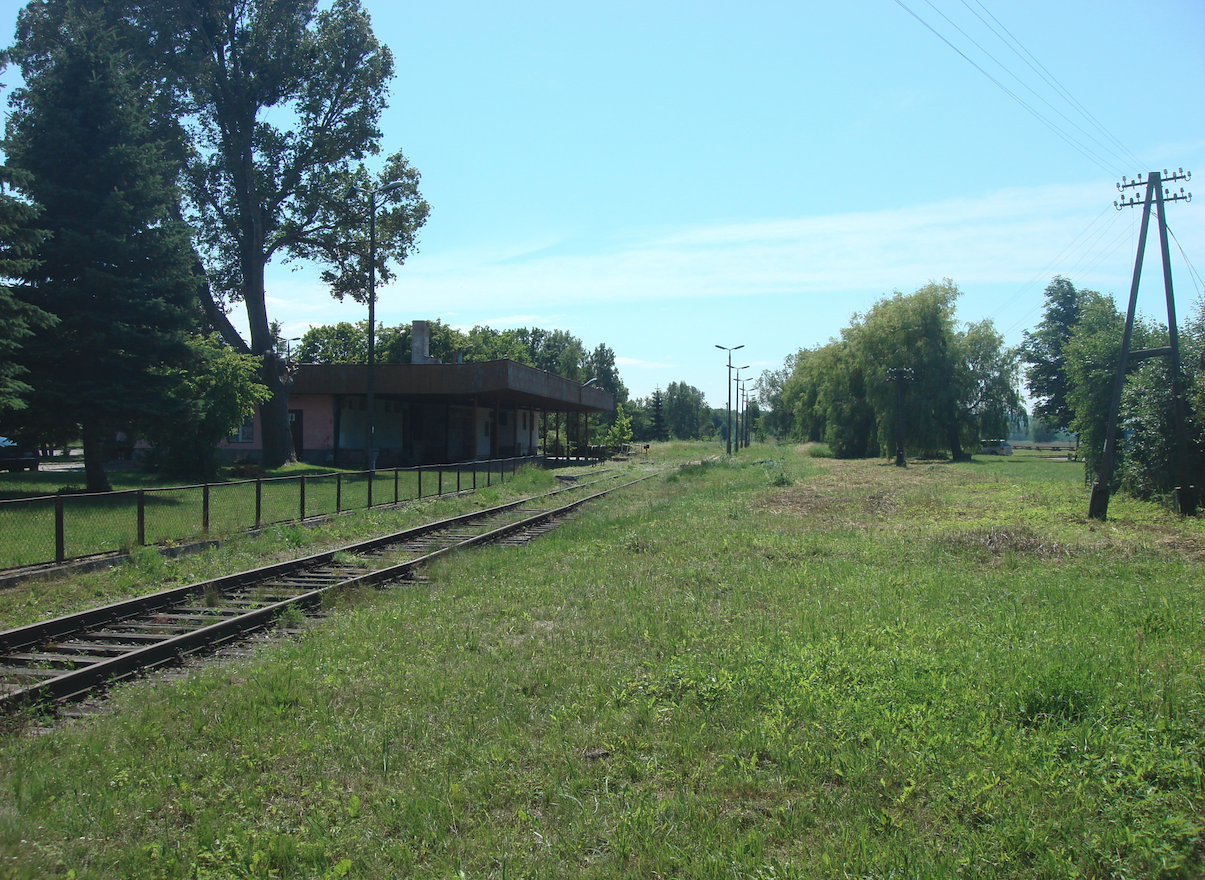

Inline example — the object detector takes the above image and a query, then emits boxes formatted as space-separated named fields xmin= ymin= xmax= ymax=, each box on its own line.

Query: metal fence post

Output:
xmin=417 ymin=468 xmax=422 ymax=499
xmin=255 ymin=479 xmax=262 ymax=529
xmin=473 ymin=462 xmax=477 ymax=490
xmin=137 ymin=489 xmax=145 ymax=546
xmin=367 ymin=469 xmax=374 ymax=509
xmin=438 ymin=467 xmax=443 ymax=496
xmin=336 ymin=472 xmax=342 ymax=514
xmin=457 ymin=467 xmax=461 ymax=493
xmin=55 ymin=495 xmax=65 ymax=564
xmin=299 ymin=475 xmax=307 ymax=521
xmin=202 ymin=483 xmax=210 ymax=535
xmin=394 ymin=468 xmax=399 ymax=504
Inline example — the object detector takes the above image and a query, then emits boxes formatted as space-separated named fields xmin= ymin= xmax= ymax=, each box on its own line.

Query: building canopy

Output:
xmin=290 ymin=360 xmax=614 ymax=414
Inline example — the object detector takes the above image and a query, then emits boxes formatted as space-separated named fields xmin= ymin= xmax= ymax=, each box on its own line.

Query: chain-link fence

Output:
xmin=0 ymin=456 xmax=539 ymax=571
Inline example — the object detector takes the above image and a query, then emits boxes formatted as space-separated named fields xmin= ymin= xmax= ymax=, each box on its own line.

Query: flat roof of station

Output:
xmin=291 ymin=360 xmax=614 ymax=414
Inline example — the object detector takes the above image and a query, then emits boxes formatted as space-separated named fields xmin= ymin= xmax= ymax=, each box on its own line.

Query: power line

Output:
xmin=891 ymin=0 xmax=1122 ymax=177
xmin=990 ymin=204 xmax=1117 ymax=331
xmin=940 ymin=0 xmax=1138 ymax=172
xmin=1166 ymin=223 xmax=1204 ymax=296
xmin=1068 ymin=219 xmax=1139 ymax=290
xmin=965 ymin=0 xmax=1146 ymax=170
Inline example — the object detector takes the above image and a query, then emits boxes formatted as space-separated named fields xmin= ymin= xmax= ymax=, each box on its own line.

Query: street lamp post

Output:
xmin=579 ymin=378 xmax=598 ymax=459
xmin=745 ymin=382 xmax=751 ymax=448
xmin=732 ymin=378 xmax=742 ymax=446
xmin=715 ymin=344 xmax=744 ymax=455
xmin=732 ymin=365 xmax=750 ymax=455
xmin=364 ymin=180 xmax=407 ymax=472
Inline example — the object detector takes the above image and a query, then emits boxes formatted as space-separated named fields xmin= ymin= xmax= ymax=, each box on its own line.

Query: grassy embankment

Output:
xmin=3 ymin=444 xmax=1205 ymax=878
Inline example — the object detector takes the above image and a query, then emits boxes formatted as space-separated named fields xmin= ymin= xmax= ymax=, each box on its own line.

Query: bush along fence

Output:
xmin=0 ymin=456 xmax=541 ymax=571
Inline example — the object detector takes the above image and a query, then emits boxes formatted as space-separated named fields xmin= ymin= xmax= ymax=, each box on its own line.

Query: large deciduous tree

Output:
xmin=1062 ymin=291 xmax=1156 ymax=486
xmin=664 ymin=381 xmax=706 ymax=440
xmin=3 ymin=7 xmax=200 ymax=490
xmin=1022 ymin=276 xmax=1086 ymax=434
xmin=7 ymin=0 xmax=429 ymax=469
xmin=167 ymin=0 xmax=428 ymax=467
xmin=755 ymin=352 xmax=799 ymax=440
xmin=955 ymin=318 xmax=1025 ymax=443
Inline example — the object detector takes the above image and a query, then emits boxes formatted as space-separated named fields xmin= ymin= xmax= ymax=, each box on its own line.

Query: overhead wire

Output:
xmin=997 ymin=209 xmax=1129 ymax=336
xmin=1070 ymin=218 xmax=1140 ymax=289
xmin=964 ymin=0 xmax=1146 ymax=171
xmin=986 ymin=203 xmax=1114 ymax=323
xmin=1166 ymin=224 xmax=1205 ymax=297
xmin=894 ymin=0 xmax=1202 ymax=340
xmin=891 ymin=0 xmax=1122 ymax=178
xmin=931 ymin=0 xmax=1136 ymax=173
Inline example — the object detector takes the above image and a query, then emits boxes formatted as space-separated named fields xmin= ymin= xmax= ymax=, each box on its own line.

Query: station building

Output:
xmin=218 ymin=321 xmax=614 ymax=467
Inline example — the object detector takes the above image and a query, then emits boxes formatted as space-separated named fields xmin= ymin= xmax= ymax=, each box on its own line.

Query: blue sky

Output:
xmin=3 ymin=1 xmax=1204 ymax=407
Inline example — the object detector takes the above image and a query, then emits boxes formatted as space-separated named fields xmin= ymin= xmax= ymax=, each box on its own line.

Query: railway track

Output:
xmin=0 ymin=468 xmax=655 ymax=718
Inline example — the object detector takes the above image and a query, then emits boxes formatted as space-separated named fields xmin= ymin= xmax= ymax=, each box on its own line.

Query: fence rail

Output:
xmin=0 ymin=456 xmax=543 ymax=572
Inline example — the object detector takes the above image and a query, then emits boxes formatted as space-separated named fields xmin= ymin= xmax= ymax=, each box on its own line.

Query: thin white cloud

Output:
xmin=476 ymin=313 xmax=566 ymax=327
xmin=254 ymin=179 xmax=1204 ymax=338
xmin=616 ymin=356 xmax=674 ymax=370
xmin=378 ymin=179 xmax=1198 ymax=311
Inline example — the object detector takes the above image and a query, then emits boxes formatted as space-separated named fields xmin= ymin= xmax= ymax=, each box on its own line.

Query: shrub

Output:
xmin=228 ymin=457 xmax=266 ymax=479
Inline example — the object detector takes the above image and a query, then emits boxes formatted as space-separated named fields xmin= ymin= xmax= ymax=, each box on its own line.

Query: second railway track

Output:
xmin=0 ymin=468 xmax=657 ymax=718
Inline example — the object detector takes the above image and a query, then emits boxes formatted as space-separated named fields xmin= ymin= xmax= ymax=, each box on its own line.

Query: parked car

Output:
xmin=979 ymin=439 xmax=1013 ymax=456
xmin=0 ymin=437 xmax=40 ymax=471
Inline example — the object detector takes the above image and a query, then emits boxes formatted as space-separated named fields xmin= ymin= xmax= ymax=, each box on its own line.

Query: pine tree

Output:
xmin=0 ymin=167 xmax=52 ymax=415
xmin=651 ymin=388 xmax=667 ymax=442
xmin=4 ymin=8 xmax=199 ymax=490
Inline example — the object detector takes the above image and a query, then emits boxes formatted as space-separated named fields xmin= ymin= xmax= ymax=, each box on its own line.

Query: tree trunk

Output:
xmin=947 ymin=422 xmax=965 ymax=462
xmin=258 ymin=353 xmax=296 ymax=469
xmin=81 ymin=421 xmax=111 ymax=493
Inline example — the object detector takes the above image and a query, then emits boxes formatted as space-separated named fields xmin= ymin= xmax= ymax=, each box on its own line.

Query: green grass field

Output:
xmin=3 ymin=444 xmax=1205 ymax=878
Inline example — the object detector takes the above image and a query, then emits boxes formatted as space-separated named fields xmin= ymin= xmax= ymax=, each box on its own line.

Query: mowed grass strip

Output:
xmin=3 ymin=445 xmax=1205 ymax=878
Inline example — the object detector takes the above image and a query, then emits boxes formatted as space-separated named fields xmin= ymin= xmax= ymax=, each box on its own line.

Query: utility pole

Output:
xmin=1088 ymin=168 xmax=1194 ymax=520
xmin=716 ymin=344 xmax=744 ymax=455
xmin=363 ymin=179 xmax=407 ymax=472
xmin=887 ymin=368 xmax=913 ymax=467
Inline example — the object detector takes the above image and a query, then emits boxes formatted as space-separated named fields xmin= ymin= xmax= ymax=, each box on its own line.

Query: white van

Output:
xmin=979 ymin=439 xmax=1013 ymax=456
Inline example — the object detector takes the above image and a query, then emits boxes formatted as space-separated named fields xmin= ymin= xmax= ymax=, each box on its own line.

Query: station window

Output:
xmin=229 ymin=417 xmax=254 ymax=443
